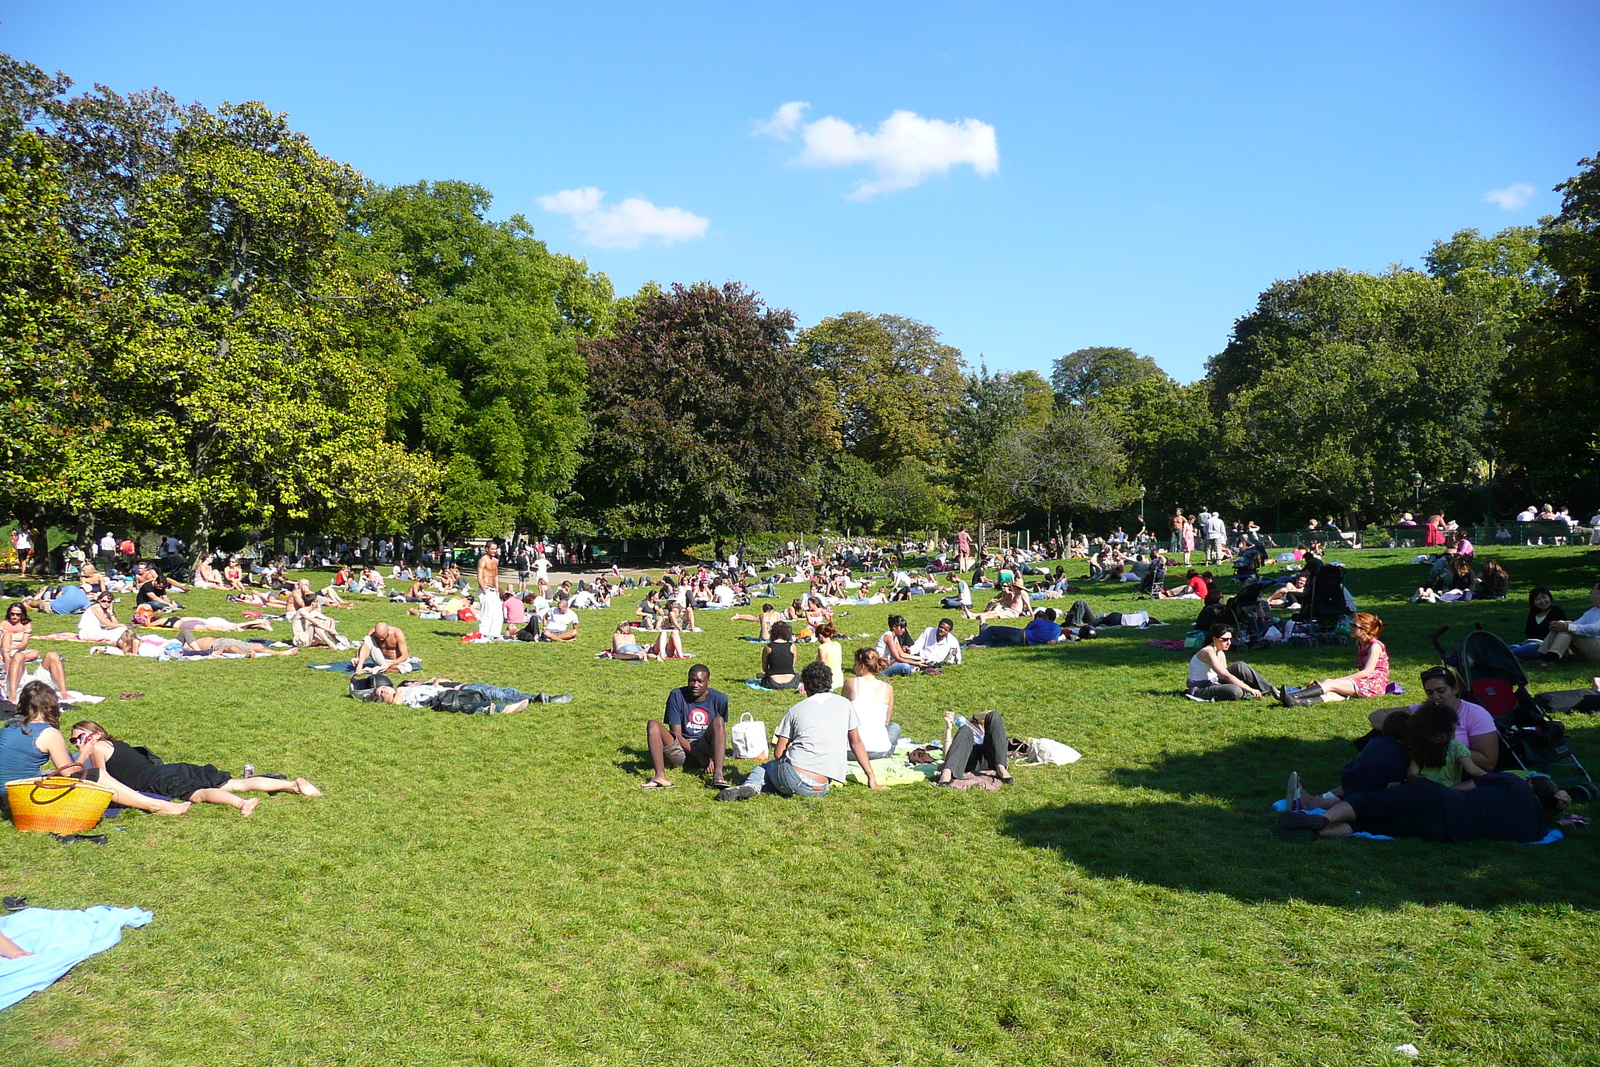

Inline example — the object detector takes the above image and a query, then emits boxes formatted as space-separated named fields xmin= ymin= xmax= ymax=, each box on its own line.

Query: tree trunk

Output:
xmin=192 ymin=502 xmax=212 ymax=560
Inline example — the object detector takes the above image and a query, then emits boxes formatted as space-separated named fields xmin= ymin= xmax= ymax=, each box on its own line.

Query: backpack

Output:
xmin=431 ymin=687 xmax=492 ymax=714
xmin=349 ymin=673 xmax=394 ymax=701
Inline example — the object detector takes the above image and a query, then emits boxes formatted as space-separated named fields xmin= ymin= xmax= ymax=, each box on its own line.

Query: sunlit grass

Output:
xmin=2 ymin=545 xmax=1597 ymax=1065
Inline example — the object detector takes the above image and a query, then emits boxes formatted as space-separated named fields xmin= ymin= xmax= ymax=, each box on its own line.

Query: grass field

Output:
xmin=2 ymin=546 xmax=1598 ymax=1066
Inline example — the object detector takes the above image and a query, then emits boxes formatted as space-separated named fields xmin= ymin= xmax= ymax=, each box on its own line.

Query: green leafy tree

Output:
xmin=798 ymin=312 xmax=965 ymax=473
xmin=1209 ymin=269 xmax=1509 ymax=520
xmin=813 ymin=452 xmax=886 ymax=533
xmin=345 ymin=180 xmax=612 ymax=542
xmin=1496 ymin=154 xmax=1600 ymax=503
xmin=576 ymin=282 xmax=828 ymax=538
xmin=878 ymin=459 xmax=951 ymax=534
xmin=1051 ymin=346 xmax=1167 ymax=407
xmin=1089 ymin=376 xmax=1219 ymax=516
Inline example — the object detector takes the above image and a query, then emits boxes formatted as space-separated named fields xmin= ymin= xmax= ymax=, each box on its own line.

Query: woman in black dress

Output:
xmin=69 ymin=720 xmax=323 ymax=817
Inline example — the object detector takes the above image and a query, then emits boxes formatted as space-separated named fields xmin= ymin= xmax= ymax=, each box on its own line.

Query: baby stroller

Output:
xmin=1221 ymin=582 xmax=1272 ymax=648
xmin=1232 ymin=543 xmax=1267 ymax=584
xmin=1288 ymin=560 xmax=1352 ymax=646
xmin=1443 ymin=626 xmax=1592 ymax=786
xmin=1136 ymin=553 xmax=1169 ymax=598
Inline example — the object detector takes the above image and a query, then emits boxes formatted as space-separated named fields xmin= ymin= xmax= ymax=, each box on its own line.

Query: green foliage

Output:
xmin=813 ymin=452 xmax=886 ymax=533
xmin=1498 ymin=152 xmax=1600 ymax=503
xmin=798 ymin=311 xmax=965 ymax=473
xmin=1090 ymin=376 xmax=1218 ymax=515
xmin=345 ymin=181 xmax=612 ymax=538
xmin=877 ymin=458 xmax=952 ymax=533
xmin=1051 ymin=345 xmax=1169 ymax=407
xmin=1208 ymin=269 xmax=1509 ymax=519
xmin=576 ymin=281 xmax=827 ymax=538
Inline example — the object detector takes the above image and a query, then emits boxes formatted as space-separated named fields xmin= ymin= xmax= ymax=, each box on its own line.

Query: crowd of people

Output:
xmin=4 ymin=519 xmax=1596 ymax=847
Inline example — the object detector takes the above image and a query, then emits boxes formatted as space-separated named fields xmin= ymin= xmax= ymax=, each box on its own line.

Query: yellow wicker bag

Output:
xmin=5 ymin=776 xmax=115 ymax=834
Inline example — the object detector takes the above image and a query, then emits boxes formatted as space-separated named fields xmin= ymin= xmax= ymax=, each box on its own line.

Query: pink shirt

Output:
xmin=1410 ymin=699 xmax=1495 ymax=745
xmin=504 ymin=597 xmax=527 ymax=625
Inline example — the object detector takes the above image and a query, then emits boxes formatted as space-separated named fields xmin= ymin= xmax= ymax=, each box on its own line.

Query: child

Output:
xmin=1291 ymin=710 xmax=1411 ymax=811
xmin=1404 ymin=700 xmax=1487 ymax=788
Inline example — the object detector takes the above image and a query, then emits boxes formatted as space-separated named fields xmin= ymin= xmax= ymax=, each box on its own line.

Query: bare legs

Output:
xmin=191 ymin=776 xmax=324 ymax=816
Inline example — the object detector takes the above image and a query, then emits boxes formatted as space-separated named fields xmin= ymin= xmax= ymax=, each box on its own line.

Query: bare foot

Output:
xmin=294 ymin=778 xmax=324 ymax=797
xmin=157 ymin=800 xmax=193 ymax=816
xmin=239 ymin=797 xmax=261 ymax=817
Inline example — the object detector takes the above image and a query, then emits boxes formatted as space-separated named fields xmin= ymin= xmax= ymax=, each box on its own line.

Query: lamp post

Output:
xmin=1138 ymin=485 xmax=1146 ymax=529
xmin=1412 ymin=472 xmax=1422 ymax=512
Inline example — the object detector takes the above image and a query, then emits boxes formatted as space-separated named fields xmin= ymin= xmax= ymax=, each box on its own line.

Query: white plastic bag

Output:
xmin=1119 ymin=610 xmax=1149 ymax=628
xmin=1027 ymin=738 xmax=1081 ymax=765
xmin=730 ymin=713 xmax=769 ymax=759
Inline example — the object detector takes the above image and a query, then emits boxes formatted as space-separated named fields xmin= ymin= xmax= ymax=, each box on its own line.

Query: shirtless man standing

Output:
xmin=477 ymin=543 xmax=504 ymax=639
xmin=353 ymin=621 xmax=411 ymax=673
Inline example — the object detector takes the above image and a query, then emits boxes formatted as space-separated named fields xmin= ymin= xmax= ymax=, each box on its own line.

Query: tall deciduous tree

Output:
xmin=1208 ymin=268 xmax=1509 ymax=520
xmin=798 ymin=312 xmax=964 ymax=473
xmin=576 ymin=282 xmax=828 ymax=538
xmin=1497 ymin=153 xmax=1600 ymax=503
xmin=1051 ymin=346 xmax=1167 ymax=408
xmin=345 ymin=180 xmax=612 ymax=541
xmin=0 ymin=58 xmax=438 ymax=550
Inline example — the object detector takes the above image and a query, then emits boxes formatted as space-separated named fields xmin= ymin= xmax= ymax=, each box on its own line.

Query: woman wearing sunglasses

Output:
xmin=76 ymin=593 xmax=126 ymax=644
xmin=1 ymin=604 xmax=69 ymax=704
xmin=69 ymin=719 xmax=322 ymax=817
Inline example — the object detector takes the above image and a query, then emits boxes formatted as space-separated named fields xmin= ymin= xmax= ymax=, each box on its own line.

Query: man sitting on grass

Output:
xmin=717 ymin=663 xmax=884 ymax=800
xmin=353 ymin=621 xmax=412 ymax=674
xmin=642 ymin=664 xmax=729 ymax=789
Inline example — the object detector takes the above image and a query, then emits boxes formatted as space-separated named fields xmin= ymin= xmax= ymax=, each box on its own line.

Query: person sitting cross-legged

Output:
xmin=717 ymin=662 xmax=884 ymax=799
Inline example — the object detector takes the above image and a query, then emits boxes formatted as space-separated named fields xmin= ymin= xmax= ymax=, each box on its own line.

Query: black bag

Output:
xmin=349 ymin=673 xmax=393 ymax=701
xmin=429 ymin=687 xmax=493 ymax=714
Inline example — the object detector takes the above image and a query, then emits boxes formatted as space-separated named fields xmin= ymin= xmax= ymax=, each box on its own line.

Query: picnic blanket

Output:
xmin=0 ymin=907 xmax=153 ymax=1010
xmin=845 ymin=758 xmax=933 ymax=787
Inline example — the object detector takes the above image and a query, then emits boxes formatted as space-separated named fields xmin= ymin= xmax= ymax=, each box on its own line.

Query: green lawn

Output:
xmin=3 ymin=546 xmax=1599 ymax=1066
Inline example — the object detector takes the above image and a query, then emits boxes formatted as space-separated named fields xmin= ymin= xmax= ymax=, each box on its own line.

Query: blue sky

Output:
xmin=7 ymin=1 xmax=1597 ymax=382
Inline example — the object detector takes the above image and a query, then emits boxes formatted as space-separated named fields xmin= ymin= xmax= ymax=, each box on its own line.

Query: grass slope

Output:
xmin=2 ymin=546 xmax=1598 ymax=1066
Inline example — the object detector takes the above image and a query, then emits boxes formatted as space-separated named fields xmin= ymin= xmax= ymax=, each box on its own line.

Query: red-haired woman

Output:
xmin=1281 ymin=612 xmax=1390 ymax=706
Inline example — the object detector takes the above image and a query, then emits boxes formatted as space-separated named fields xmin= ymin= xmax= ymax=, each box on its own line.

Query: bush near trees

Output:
xmin=2 ymin=52 xmax=1596 ymax=548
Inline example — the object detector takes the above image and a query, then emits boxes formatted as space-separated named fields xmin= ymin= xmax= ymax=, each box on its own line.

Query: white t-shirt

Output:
xmin=395 ymin=684 xmax=448 ymax=708
xmin=545 ymin=609 xmax=578 ymax=635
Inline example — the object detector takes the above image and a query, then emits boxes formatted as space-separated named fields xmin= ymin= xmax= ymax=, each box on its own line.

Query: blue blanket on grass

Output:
xmin=0 ymin=907 xmax=152 ymax=1010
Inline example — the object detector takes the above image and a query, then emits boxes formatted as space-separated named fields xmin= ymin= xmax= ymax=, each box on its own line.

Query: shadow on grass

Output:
xmin=1001 ymin=734 xmax=1600 ymax=909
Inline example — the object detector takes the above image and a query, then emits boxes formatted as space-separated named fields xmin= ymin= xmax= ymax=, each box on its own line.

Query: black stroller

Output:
xmin=1441 ymin=626 xmax=1592 ymax=785
xmin=1136 ymin=553 xmax=1169 ymax=598
xmin=1232 ymin=543 xmax=1267 ymax=584
xmin=1287 ymin=560 xmax=1352 ymax=646
xmin=1221 ymin=582 xmax=1272 ymax=648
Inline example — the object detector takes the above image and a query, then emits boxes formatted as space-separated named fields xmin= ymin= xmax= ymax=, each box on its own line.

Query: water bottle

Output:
xmin=954 ymin=714 xmax=968 ymax=731
xmin=242 ymin=763 xmax=255 ymax=779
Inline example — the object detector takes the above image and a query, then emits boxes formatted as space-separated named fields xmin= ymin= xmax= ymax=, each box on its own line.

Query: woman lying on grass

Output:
xmin=69 ymin=719 xmax=323 ymax=817
xmin=1280 ymin=612 xmax=1389 ymax=707
xmin=1277 ymin=770 xmax=1569 ymax=843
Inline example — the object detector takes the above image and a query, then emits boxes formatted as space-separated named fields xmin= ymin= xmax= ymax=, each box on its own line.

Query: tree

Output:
xmin=345 ymin=180 xmax=612 ymax=542
xmin=878 ymin=459 xmax=951 ymax=534
xmin=798 ymin=312 xmax=964 ymax=473
xmin=1499 ymin=152 xmax=1600 ymax=503
xmin=576 ymin=282 xmax=829 ymax=538
xmin=994 ymin=409 xmax=1136 ymax=531
xmin=1208 ymin=269 xmax=1510 ymax=520
xmin=813 ymin=452 xmax=885 ymax=533
xmin=1089 ymin=376 xmax=1219 ymax=516
xmin=1050 ymin=346 xmax=1168 ymax=407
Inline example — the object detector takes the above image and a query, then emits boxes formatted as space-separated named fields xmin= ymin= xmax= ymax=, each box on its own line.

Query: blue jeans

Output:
xmin=884 ymin=662 xmax=916 ymax=677
xmin=461 ymin=683 xmax=536 ymax=703
xmin=864 ymin=722 xmax=903 ymax=760
xmin=744 ymin=756 xmax=829 ymax=797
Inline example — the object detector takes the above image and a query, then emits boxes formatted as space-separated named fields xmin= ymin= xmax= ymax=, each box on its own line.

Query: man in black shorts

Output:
xmin=642 ymin=663 xmax=729 ymax=789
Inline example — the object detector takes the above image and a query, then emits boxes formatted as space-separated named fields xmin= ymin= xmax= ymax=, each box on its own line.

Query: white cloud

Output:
xmin=756 ymin=102 xmax=999 ymax=199
xmin=1483 ymin=182 xmax=1536 ymax=210
xmin=754 ymin=101 xmax=809 ymax=140
xmin=535 ymin=186 xmax=709 ymax=249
